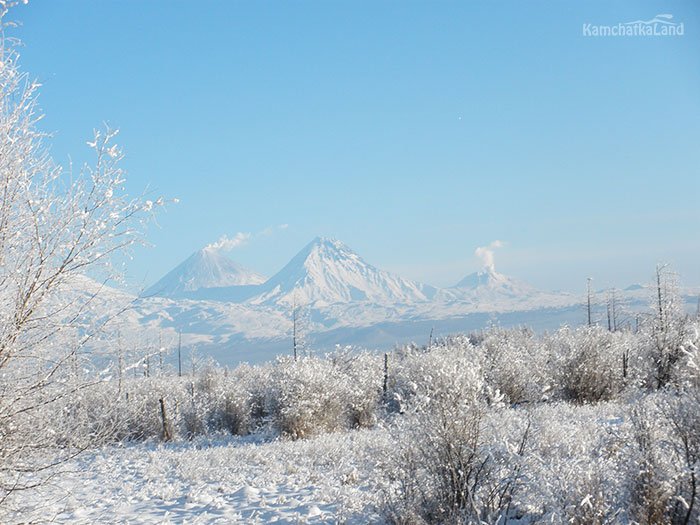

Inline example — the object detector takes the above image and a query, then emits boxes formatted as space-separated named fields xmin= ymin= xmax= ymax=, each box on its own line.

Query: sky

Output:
xmin=10 ymin=1 xmax=700 ymax=293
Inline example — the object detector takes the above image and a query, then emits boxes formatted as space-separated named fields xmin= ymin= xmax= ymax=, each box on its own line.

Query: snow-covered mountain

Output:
xmin=63 ymin=238 xmax=700 ymax=366
xmin=452 ymin=266 xmax=538 ymax=299
xmin=144 ymin=248 xmax=266 ymax=298
xmin=445 ymin=265 xmax=581 ymax=311
xmin=249 ymin=237 xmax=438 ymax=306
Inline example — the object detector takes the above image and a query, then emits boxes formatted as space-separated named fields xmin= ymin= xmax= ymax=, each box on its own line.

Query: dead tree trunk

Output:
xmin=383 ymin=352 xmax=389 ymax=400
xmin=159 ymin=397 xmax=171 ymax=442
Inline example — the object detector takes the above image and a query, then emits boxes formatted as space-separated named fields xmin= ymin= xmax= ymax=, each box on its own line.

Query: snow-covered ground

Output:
xmin=7 ymin=325 xmax=700 ymax=524
xmin=8 ymin=430 xmax=390 ymax=524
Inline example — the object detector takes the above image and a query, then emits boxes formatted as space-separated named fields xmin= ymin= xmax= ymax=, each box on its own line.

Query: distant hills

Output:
xmin=78 ymin=237 xmax=696 ymax=365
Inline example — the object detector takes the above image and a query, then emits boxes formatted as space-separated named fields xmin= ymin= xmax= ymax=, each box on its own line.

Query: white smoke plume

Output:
xmin=205 ymin=232 xmax=251 ymax=252
xmin=205 ymin=224 xmax=289 ymax=252
xmin=475 ymin=240 xmax=504 ymax=272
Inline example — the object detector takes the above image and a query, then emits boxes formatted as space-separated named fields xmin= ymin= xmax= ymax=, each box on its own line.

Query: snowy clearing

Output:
xmin=10 ymin=429 xmax=389 ymax=524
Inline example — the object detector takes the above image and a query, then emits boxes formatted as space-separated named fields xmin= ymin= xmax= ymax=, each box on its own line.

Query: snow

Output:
xmin=6 ymin=317 xmax=700 ymax=523
xmin=145 ymin=249 xmax=266 ymax=298
xmin=249 ymin=237 xmax=436 ymax=306
xmin=59 ymin=238 xmax=700 ymax=366
xmin=451 ymin=265 xmax=538 ymax=298
xmin=10 ymin=430 xmax=390 ymax=524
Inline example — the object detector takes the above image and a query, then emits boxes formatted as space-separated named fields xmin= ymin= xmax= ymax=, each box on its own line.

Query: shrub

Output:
xmin=266 ymin=356 xmax=357 ymax=439
xmin=387 ymin=335 xmax=487 ymax=413
xmin=556 ymin=327 xmax=623 ymax=404
xmin=480 ymin=327 xmax=546 ymax=404
xmin=380 ymin=338 xmax=530 ymax=523
xmin=328 ymin=349 xmax=383 ymax=428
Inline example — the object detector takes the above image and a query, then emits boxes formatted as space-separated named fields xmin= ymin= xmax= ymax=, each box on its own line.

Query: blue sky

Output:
xmin=12 ymin=1 xmax=700 ymax=292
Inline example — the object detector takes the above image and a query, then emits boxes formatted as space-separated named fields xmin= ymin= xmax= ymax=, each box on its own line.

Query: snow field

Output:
xmin=11 ymin=429 xmax=390 ymax=524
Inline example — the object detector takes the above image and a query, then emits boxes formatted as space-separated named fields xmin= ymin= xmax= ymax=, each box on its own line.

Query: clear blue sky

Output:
xmin=12 ymin=1 xmax=700 ymax=292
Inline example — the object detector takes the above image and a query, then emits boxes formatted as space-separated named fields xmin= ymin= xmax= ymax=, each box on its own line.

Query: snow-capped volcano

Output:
xmin=451 ymin=266 xmax=538 ymax=300
xmin=144 ymin=248 xmax=266 ymax=298
xmin=249 ymin=237 xmax=436 ymax=306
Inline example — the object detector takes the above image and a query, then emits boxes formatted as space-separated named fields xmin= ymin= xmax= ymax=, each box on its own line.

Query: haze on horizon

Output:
xmin=12 ymin=1 xmax=700 ymax=293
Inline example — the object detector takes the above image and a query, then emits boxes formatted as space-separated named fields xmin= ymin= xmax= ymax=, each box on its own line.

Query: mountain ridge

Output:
xmin=144 ymin=236 xmax=547 ymax=307
xmin=61 ymin=242 xmax=700 ymax=366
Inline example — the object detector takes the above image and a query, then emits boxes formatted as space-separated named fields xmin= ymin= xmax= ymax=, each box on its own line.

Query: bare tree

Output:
xmin=648 ymin=263 xmax=689 ymax=388
xmin=293 ymin=295 xmax=299 ymax=361
xmin=290 ymin=292 xmax=310 ymax=361
xmin=0 ymin=15 xmax=164 ymax=503
xmin=587 ymin=277 xmax=594 ymax=327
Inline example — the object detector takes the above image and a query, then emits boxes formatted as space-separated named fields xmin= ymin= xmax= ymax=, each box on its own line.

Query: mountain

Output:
xmin=70 ymin=239 xmax=700 ymax=366
xmin=144 ymin=248 xmax=266 ymax=298
xmin=451 ymin=266 xmax=539 ymax=302
xmin=68 ymin=270 xmax=700 ymax=367
xmin=453 ymin=267 xmax=535 ymax=295
xmin=248 ymin=237 xmax=437 ymax=306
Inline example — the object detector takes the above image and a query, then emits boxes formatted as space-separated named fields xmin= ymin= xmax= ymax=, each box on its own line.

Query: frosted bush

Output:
xmin=626 ymin=395 xmax=676 ymax=524
xmin=480 ymin=327 xmax=549 ymax=404
xmin=380 ymin=393 xmax=530 ymax=523
xmin=265 ymin=356 xmax=358 ymax=439
xmin=479 ymin=326 xmax=634 ymax=405
xmin=626 ymin=390 xmax=700 ymax=524
xmin=212 ymin=366 xmax=255 ymax=435
xmin=636 ymin=265 xmax=696 ymax=389
xmin=522 ymin=401 xmax=631 ymax=523
xmin=58 ymin=381 xmax=138 ymax=445
xmin=387 ymin=335 xmax=487 ymax=413
xmin=379 ymin=336 xmax=532 ymax=523
xmin=554 ymin=326 xmax=624 ymax=403
xmin=328 ymin=349 xmax=383 ymax=428
xmin=668 ymin=318 xmax=700 ymax=390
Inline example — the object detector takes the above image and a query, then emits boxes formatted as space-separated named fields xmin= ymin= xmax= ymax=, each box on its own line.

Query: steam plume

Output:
xmin=475 ymin=240 xmax=504 ymax=272
xmin=205 ymin=224 xmax=289 ymax=252
xmin=205 ymin=232 xmax=251 ymax=252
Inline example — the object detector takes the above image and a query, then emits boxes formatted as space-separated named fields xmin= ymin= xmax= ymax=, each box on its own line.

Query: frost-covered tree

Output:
xmin=0 ymin=4 xmax=164 ymax=503
xmin=290 ymin=292 xmax=311 ymax=361
xmin=646 ymin=264 xmax=690 ymax=388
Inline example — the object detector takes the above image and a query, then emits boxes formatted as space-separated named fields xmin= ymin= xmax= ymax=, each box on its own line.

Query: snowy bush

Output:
xmin=555 ymin=326 xmax=624 ymax=404
xmin=480 ymin=326 xmax=636 ymax=405
xmin=380 ymin=394 xmax=530 ymax=523
xmin=328 ymin=349 xmax=383 ymax=428
xmin=210 ymin=367 xmax=255 ymax=435
xmin=626 ymin=390 xmax=700 ymax=524
xmin=678 ymin=321 xmax=700 ymax=389
xmin=480 ymin=327 xmax=549 ymax=404
xmin=379 ymin=337 xmax=532 ymax=523
xmin=523 ymin=401 xmax=630 ymax=523
xmin=263 ymin=356 xmax=361 ymax=439
xmin=626 ymin=396 xmax=676 ymax=524
xmin=638 ymin=265 xmax=695 ymax=389
xmin=387 ymin=335 xmax=489 ymax=413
